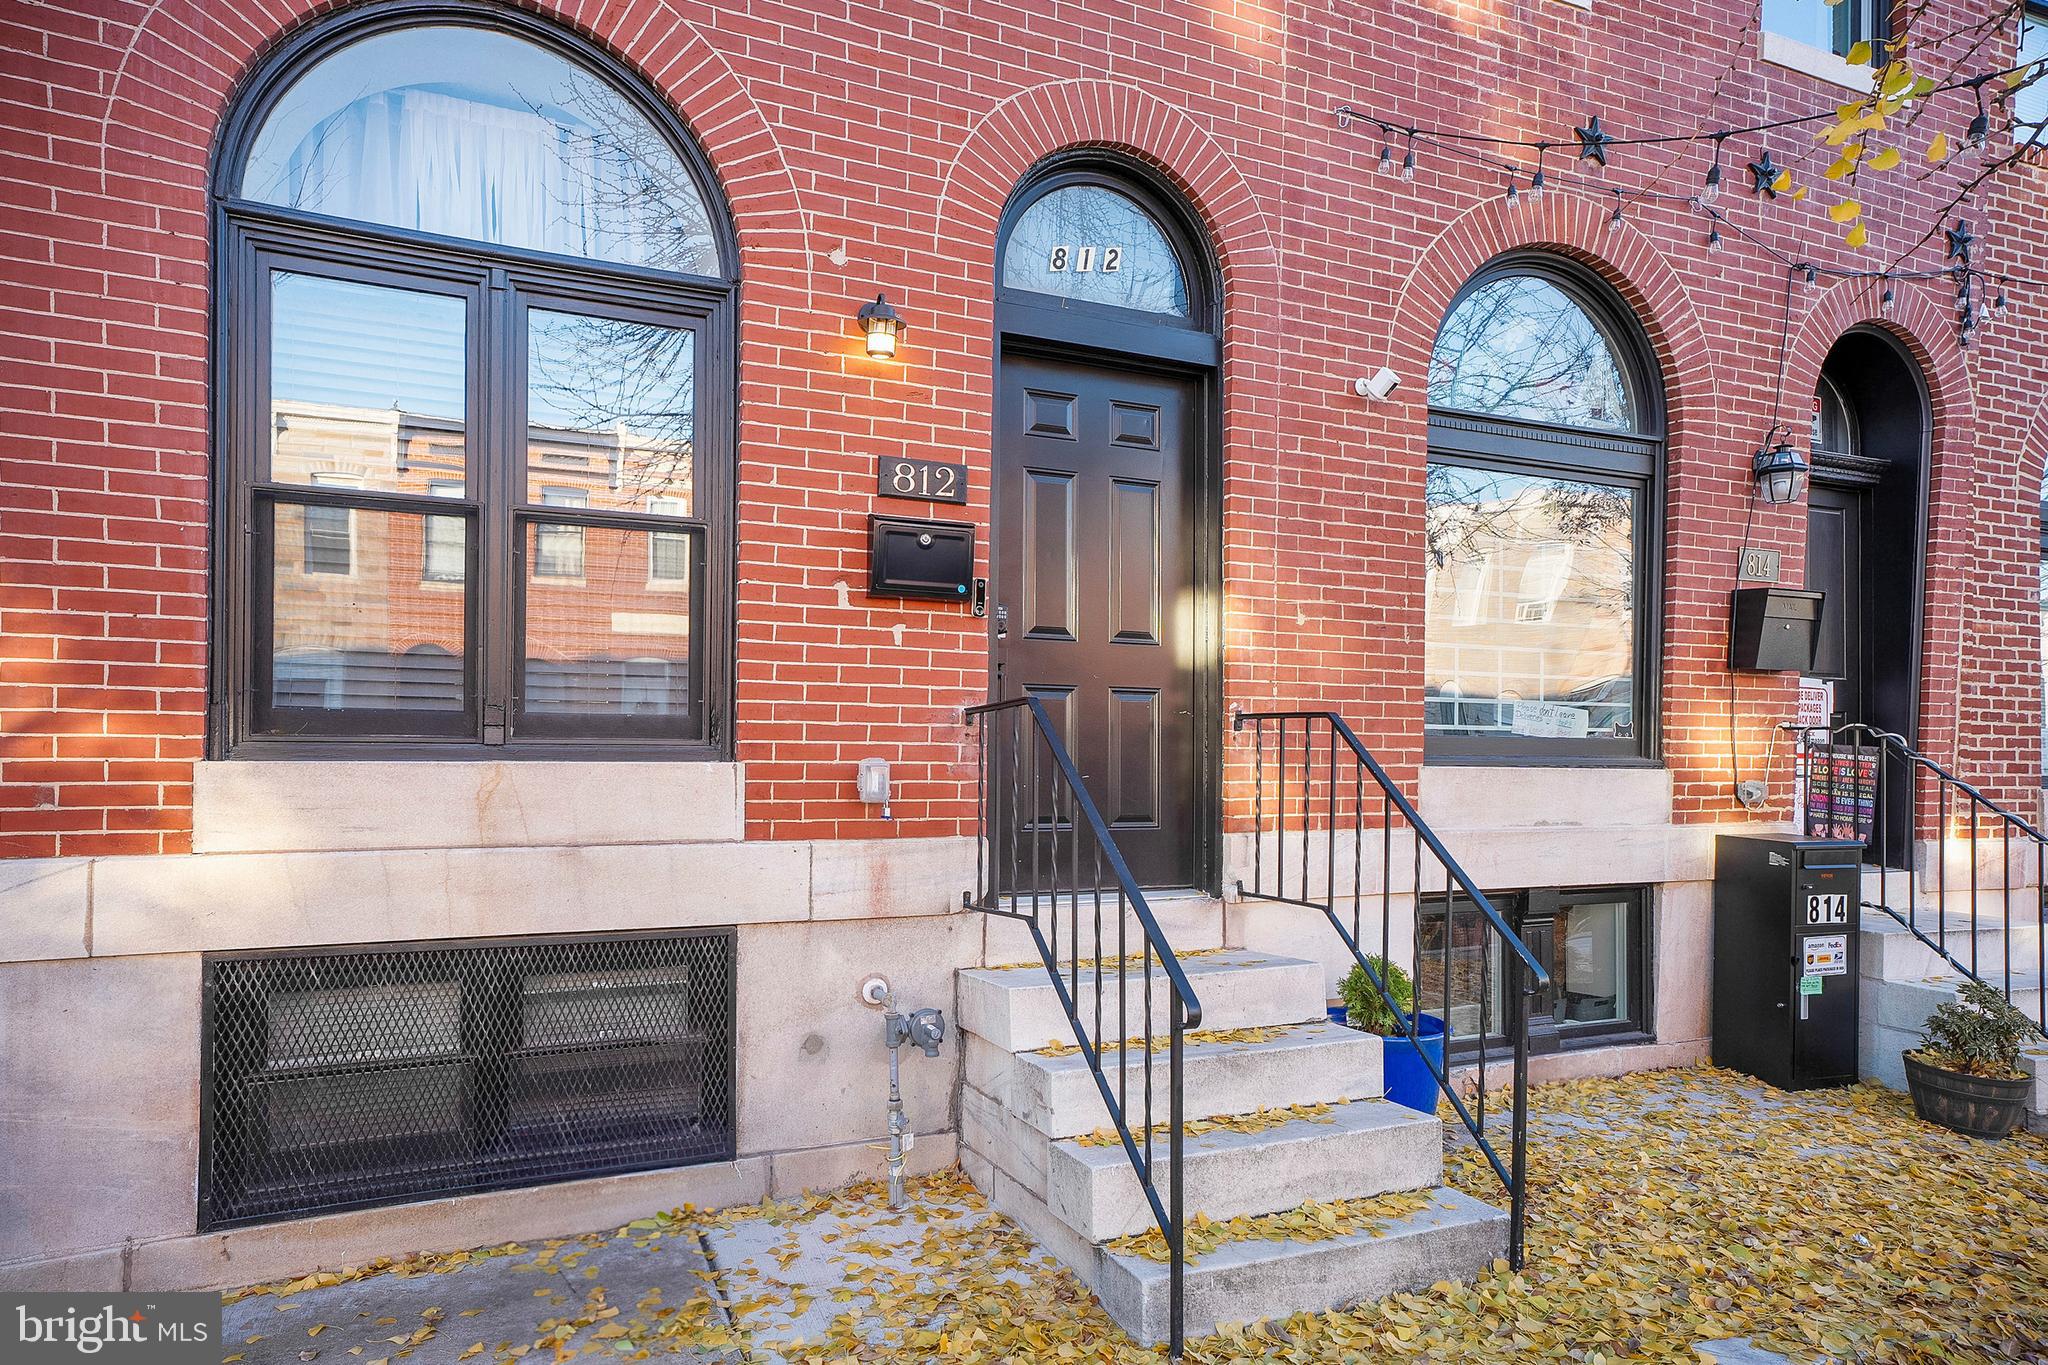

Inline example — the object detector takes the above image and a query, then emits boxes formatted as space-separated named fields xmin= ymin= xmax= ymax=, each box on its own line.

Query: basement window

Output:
xmin=200 ymin=930 xmax=735 ymax=1230
xmin=1417 ymin=885 xmax=1651 ymax=1057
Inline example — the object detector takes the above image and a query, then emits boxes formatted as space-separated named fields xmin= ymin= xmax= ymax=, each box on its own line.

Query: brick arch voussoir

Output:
xmin=1783 ymin=274 xmax=1977 ymax=762
xmin=1781 ymin=277 xmax=1973 ymax=444
xmin=2021 ymin=395 xmax=2048 ymax=509
xmin=1388 ymin=197 xmax=1717 ymax=443
xmin=102 ymin=0 xmax=809 ymax=288
xmin=934 ymin=80 xmax=1284 ymax=319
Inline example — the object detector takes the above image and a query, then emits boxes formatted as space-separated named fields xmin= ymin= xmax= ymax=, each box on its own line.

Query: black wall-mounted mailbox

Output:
xmin=1729 ymin=587 xmax=1823 ymax=672
xmin=869 ymin=515 xmax=975 ymax=601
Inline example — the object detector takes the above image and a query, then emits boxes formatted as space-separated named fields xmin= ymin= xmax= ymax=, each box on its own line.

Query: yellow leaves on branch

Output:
xmin=1808 ymin=43 xmax=1963 ymax=246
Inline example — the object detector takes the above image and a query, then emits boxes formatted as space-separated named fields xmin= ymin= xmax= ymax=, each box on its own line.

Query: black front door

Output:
xmin=992 ymin=351 xmax=1198 ymax=888
xmin=1807 ymin=482 xmax=1866 ymax=728
xmin=1808 ymin=480 xmax=1911 ymax=861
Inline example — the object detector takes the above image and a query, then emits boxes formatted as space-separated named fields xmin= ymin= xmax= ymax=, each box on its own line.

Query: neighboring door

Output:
xmin=992 ymin=351 xmax=1198 ymax=888
xmin=1806 ymin=482 xmax=1865 ymax=728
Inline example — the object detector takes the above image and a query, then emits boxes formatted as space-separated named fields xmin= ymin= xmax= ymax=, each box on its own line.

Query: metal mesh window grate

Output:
xmin=200 ymin=930 xmax=735 ymax=1230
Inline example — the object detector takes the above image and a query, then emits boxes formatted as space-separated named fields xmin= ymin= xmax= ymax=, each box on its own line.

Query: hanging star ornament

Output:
xmin=1747 ymin=149 xmax=1784 ymax=198
xmin=1575 ymin=115 xmax=1615 ymax=166
xmin=1945 ymin=219 xmax=1975 ymax=262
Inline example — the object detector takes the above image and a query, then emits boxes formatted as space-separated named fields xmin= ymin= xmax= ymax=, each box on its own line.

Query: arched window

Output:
xmin=1812 ymin=375 xmax=1858 ymax=463
xmin=1001 ymin=184 xmax=1192 ymax=317
xmin=995 ymin=168 xmax=1212 ymax=342
xmin=1423 ymin=260 xmax=1663 ymax=760
xmin=214 ymin=10 xmax=732 ymax=755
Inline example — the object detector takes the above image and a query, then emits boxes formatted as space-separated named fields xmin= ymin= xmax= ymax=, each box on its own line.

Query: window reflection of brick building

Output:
xmin=1422 ymin=472 xmax=1636 ymax=742
xmin=269 ymin=399 xmax=693 ymax=717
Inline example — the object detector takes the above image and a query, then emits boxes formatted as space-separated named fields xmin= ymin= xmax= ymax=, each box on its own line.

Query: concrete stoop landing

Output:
xmin=954 ymin=947 xmax=1507 ymax=1345
xmin=1857 ymin=905 xmax=2048 ymax=1133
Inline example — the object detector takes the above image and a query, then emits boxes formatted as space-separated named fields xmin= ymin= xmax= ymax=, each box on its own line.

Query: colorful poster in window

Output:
xmin=1803 ymin=744 xmax=1877 ymax=841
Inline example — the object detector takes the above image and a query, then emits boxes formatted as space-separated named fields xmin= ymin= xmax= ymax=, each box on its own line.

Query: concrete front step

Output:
xmin=1860 ymin=859 xmax=2042 ymax=909
xmin=1045 ymin=1097 xmax=1442 ymax=1241
xmin=2024 ymin=1046 xmax=2048 ymax=1133
xmin=1097 ymin=1188 xmax=1505 ymax=1345
xmin=966 ymin=1020 xmax=1383 ymax=1140
xmin=1860 ymin=909 xmax=2043 ymax=984
xmin=956 ymin=949 xmax=1326 ymax=1053
xmin=981 ymin=893 xmax=1228 ymax=967
xmin=1863 ymin=969 xmax=2046 ymax=1036
xmin=967 ymin=1153 xmax=1506 ymax=1347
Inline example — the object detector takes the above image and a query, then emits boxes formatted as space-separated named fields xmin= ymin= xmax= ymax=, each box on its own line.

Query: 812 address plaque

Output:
xmin=877 ymin=456 xmax=968 ymax=505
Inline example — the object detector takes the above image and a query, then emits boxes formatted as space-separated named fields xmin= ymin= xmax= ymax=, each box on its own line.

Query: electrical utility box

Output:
xmin=1712 ymin=834 xmax=1864 ymax=1090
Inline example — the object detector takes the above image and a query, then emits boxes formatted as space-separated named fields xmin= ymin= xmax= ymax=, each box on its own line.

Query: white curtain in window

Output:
xmin=282 ymin=89 xmax=662 ymax=267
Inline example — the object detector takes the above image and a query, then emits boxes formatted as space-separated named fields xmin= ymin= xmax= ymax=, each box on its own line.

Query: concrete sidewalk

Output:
xmin=222 ymin=1175 xmax=1056 ymax=1365
xmin=223 ymin=1219 xmax=738 ymax=1365
xmin=218 ymin=1068 xmax=2048 ymax=1363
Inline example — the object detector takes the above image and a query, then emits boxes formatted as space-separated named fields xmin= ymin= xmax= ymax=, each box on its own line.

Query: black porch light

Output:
xmin=1752 ymin=438 xmax=1811 ymax=505
xmin=857 ymin=293 xmax=906 ymax=359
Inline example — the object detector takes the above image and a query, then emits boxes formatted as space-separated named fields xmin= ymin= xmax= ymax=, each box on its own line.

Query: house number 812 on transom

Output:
xmin=1046 ymin=245 xmax=1123 ymax=273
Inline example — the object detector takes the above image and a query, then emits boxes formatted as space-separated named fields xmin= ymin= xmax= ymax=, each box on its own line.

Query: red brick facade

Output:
xmin=4 ymin=0 xmax=2046 ymax=858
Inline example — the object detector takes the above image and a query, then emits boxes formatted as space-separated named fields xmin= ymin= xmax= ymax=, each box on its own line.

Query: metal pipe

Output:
xmin=885 ymin=1025 xmax=907 ymax=1208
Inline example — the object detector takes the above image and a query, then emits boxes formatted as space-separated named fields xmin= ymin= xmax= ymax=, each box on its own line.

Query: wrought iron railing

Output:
xmin=964 ymin=696 xmax=1204 ymax=1359
xmin=1799 ymin=722 xmax=2047 ymax=1037
xmin=1232 ymin=710 xmax=1550 ymax=1269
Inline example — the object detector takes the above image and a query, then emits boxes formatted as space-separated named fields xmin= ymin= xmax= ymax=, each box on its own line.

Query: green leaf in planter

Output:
xmin=1917 ymin=978 xmax=2031 ymax=1078
xmin=1339 ymin=955 xmax=1413 ymax=1036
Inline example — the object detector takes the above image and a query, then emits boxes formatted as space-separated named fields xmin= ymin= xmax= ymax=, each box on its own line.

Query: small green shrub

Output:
xmin=1339 ymin=956 xmax=1414 ymax=1037
xmin=1913 ymin=978 xmax=2033 ymax=1080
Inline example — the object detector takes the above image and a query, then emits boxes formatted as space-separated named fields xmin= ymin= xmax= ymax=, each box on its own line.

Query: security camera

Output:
xmin=1352 ymin=366 xmax=1401 ymax=401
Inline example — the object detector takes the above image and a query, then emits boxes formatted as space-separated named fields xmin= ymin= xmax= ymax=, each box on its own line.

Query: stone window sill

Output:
xmin=191 ymin=759 xmax=745 ymax=853
xmin=1761 ymin=31 xmax=1875 ymax=93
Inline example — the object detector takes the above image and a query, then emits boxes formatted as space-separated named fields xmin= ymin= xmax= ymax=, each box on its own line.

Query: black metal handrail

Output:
xmin=1233 ymin=709 xmax=1551 ymax=1269
xmin=1798 ymin=722 xmax=2046 ymax=1037
xmin=963 ymin=695 xmax=1203 ymax=1359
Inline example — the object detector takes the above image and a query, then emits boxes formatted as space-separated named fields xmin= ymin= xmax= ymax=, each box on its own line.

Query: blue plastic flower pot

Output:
xmin=1379 ymin=1013 xmax=1448 ymax=1112
xmin=1329 ymin=1004 xmax=1447 ymax=1113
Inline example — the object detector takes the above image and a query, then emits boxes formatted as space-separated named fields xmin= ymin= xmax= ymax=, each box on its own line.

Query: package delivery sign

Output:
xmin=1802 ymin=933 xmax=1849 ymax=977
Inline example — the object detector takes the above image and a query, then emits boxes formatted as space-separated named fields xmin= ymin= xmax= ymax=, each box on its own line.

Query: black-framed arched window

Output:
xmin=212 ymin=5 xmax=736 ymax=757
xmin=992 ymin=162 xmax=1220 ymax=364
xmin=1422 ymin=259 xmax=1664 ymax=762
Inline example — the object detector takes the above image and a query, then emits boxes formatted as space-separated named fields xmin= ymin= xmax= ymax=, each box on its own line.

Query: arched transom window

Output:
xmin=1422 ymin=261 xmax=1662 ymax=760
xmin=215 ymin=13 xmax=733 ymax=756
xmin=999 ymin=179 xmax=1198 ymax=321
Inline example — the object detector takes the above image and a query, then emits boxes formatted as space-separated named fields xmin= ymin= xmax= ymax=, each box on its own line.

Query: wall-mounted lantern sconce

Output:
xmin=1751 ymin=438 xmax=1811 ymax=505
xmin=858 ymin=294 xmax=905 ymax=360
